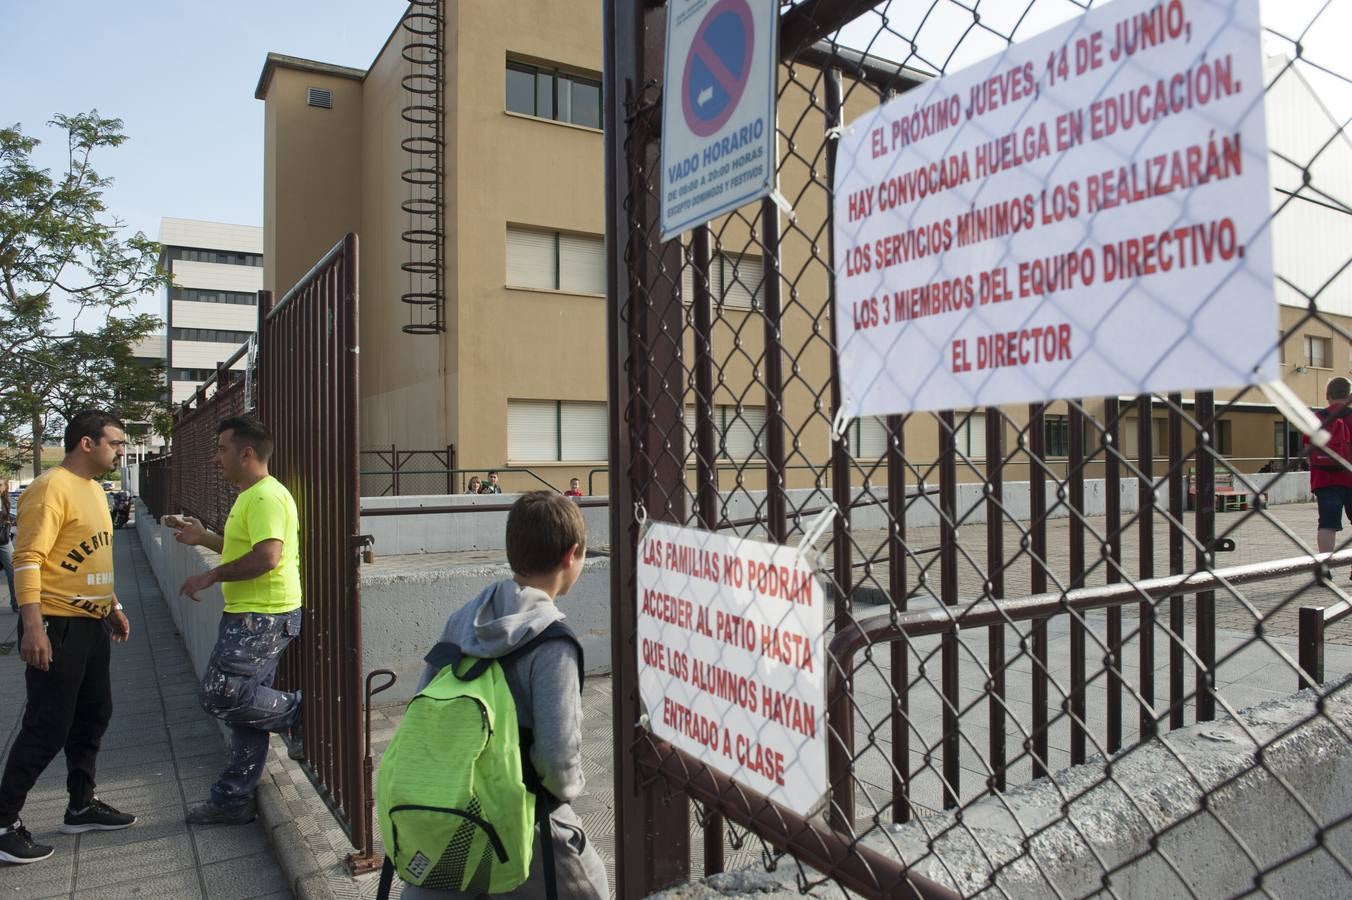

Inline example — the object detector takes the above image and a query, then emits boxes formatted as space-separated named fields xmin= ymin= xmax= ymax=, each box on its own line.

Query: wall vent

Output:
xmin=307 ymin=87 xmax=333 ymax=109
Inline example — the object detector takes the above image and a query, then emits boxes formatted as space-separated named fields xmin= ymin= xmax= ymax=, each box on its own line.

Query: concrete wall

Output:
xmin=359 ymin=556 xmax=613 ymax=705
xmin=362 ymin=494 xmax=609 ymax=555
xmin=872 ymin=681 xmax=1352 ymax=898
xmin=361 ymin=473 xmax=1313 ymax=556
xmin=134 ymin=501 xmax=226 ymax=677
xmin=135 ymin=499 xmax=614 ymax=705
xmin=652 ymin=681 xmax=1352 ymax=898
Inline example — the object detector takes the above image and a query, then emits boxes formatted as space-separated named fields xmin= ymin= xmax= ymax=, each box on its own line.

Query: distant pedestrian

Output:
xmin=1 ymin=478 xmax=15 ymax=613
xmin=170 ymin=416 xmax=304 ymax=826
xmin=1306 ymin=377 xmax=1352 ymax=573
xmin=466 ymin=476 xmax=482 ymax=494
xmin=564 ymin=477 xmax=584 ymax=498
xmin=483 ymin=470 xmax=503 ymax=494
xmin=0 ymin=411 xmax=136 ymax=866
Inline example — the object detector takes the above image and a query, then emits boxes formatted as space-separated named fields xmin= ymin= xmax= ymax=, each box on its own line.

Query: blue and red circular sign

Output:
xmin=681 ymin=0 xmax=756 ymax=138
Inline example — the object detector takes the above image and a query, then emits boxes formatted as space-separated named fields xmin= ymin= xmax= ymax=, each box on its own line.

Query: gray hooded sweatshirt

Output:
xmin=403 ymin=579 xmax=606 ymax=899
xmin=415 ymin=579 xmax=584 ymax=802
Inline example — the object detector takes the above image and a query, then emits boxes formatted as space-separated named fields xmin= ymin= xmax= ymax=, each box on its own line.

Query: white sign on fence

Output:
xmin=636 ymin=522 xmax=826 ymax=815
xmin=660 ymin=0 xmax=777 ymax=241
xmin=832 ymin=0 xmax=1278 ymax=418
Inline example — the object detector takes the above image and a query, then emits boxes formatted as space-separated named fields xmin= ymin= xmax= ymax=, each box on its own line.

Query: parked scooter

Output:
xmin=112 ymin=492 xmax=131 ymax=529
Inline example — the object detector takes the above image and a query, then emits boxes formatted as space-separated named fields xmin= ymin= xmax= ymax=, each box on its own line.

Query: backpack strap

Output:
xmin=504 ymin=621 xmax=583 ymax=900
xmin=422 ymin=640 xmax=494 ymax=682
xmin=498 ymin=621 xmax=584 ymax=686
xmin=377 ymin=855 xmax=396 ymax=900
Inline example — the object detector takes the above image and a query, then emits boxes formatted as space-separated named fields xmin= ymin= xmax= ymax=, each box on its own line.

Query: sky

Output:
xmin=3 ymin=0 xmax=1348 ymax=327
xmin=1 ymin=0 xmax=408 ymax=321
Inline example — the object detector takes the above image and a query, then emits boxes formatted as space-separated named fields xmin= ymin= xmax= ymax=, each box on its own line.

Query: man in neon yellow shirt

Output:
xmin=0 ymin=411 xmax=135 ymax=865
xmin=170 ymin=415 xmax=304 ymax=826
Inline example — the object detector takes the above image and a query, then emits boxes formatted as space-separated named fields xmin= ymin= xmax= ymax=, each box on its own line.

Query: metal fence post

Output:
xmin=604 ymin=0 xmax=691 ymax=893
xmin=1297 ymin=607 xmax=1325 ymax=691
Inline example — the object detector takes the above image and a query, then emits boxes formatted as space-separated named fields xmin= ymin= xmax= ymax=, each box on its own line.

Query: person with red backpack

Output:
xmin=1305 ymin=377 xmax=1352 ymax=565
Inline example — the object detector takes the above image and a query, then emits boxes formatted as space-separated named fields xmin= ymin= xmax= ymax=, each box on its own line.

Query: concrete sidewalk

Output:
xmin=0 ymin=527 xmax=291 ymax=899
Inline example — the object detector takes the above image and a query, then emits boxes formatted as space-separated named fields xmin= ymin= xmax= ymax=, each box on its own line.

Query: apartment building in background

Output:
xmin=160 ymin=217 xmax=264 ymax=405
xmin=254 ymin=1 xmax=1351 ymax=491
xmin=128 ymin=333 xmax=168 ymax=454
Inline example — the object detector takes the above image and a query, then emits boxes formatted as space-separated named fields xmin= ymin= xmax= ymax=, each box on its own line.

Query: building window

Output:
xmin=1044 ymin=415 xmax=1070 ymax=457
xmin=684 ymin=405 xmax=767 ymax=459
xmin=681 ymin=252 xmax=765 ymax=310
xmin=169 ymin=247 xmax=263 ymax=267
xmin=853 ymin=417 xmax=889 ymax=457
xmin=171 ymin=287 xmax=257 ymax=306
xmin=954 ymin=412 xmax=987 ymax=460
xmin=506 ymin=226 xmax=605 ymax=294
xmin=506 ymin=60 xmax=602 ymax=128
xmin=508 ymin=400 xmax=608 ymax=461
xmin=1214 ymin=419 xmax=1232 ymax=455
xmin=170 ymin=327 xmax=253 ymax=344
xmin=1306 ymin=335 xmax=1332 ymax=368
xmin=1273 ymin=421 xmax=1286 ymax=458
xmin=169 ymin=368 xmax=219 ymax=382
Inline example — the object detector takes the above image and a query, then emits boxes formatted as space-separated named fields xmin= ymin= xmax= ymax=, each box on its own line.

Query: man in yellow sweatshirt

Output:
xmin=0 ymin=411 xmax=136 ymax=865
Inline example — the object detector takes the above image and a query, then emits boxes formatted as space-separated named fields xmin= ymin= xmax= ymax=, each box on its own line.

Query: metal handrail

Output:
xmin=361 ymin=497 xmax=608 ymax=516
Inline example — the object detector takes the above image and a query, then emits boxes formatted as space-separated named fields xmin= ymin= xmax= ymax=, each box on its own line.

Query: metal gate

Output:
xmin=605 ymin=1 xmax=1352 ymax=897
xmin=257 ymin=234 xmax=366 ymax=848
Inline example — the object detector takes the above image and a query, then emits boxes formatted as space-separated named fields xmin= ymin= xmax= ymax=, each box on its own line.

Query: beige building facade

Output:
xmin=257 ymin=3 xmax=1352 ymax=494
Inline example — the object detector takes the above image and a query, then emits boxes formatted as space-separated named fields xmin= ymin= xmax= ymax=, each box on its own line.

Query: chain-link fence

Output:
xmin=170 ymin=358 xmax=248 ymax=533
xmin=605 ymin=0 xmax=1352 ymax=895
xmin=138 ymin=453 xmax=173 ymax=522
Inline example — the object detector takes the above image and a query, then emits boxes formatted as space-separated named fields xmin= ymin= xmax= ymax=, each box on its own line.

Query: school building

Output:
xmin=254 ymin=1 xmax=1352 ymax=492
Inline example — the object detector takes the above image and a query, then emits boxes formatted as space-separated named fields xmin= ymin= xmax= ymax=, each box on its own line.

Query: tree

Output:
xmin=0 ymin=112 xmax=170 ymax=476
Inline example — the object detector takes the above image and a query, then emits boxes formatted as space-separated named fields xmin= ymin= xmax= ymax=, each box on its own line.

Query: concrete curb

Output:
xmin=257 ymin=769 xmax=339 ymax=900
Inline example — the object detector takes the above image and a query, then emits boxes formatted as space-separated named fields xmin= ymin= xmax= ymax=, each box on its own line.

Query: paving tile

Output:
xmin=192 ymin=819 xmax=271 ymax=865
xmin=74 ymin=867 xmax=204 ymax=899
xmin=75 ymin=832 xmax=198 ymax=890
xmin=199 ymin=851 xmax=289 ymax=899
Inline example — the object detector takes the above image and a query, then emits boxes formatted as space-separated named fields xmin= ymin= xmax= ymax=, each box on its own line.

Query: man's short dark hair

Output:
xmin=218 ymin=415 xmax=275 ymax=462
xmin=506 ymin=491 xmax=586 ymax=576
xmin=1329 ymin=377 xmax=1351 ymax=401
xmin=64 ymin=410 xmax=125 ymax=452
xmin=488 ymin=470 xmax=499 ymax=477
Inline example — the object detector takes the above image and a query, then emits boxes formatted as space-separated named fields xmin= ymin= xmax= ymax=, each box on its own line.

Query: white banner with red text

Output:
xmin=832 ymin=0 xmax=1278 ymax=417
xmin=636 ymin=522 xmax=826 ymax=816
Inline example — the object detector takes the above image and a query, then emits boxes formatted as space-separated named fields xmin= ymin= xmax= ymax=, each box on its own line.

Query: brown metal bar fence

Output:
xmin=256 ymin=234 xmax=365 ymax=849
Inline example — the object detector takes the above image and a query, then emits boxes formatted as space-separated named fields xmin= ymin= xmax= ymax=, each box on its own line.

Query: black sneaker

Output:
xmin=59 ymin=797 xmax=136 ymax=834
xmin=0 ymin=820 xmax=54 ymax=864
xmin=185 ymin=800 xmax=257 ymax=826
xmin=286 ymin=689 xmax=305 ymax=761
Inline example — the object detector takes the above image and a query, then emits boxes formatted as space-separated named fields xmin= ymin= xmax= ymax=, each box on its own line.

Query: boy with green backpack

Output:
xmin=377 ymin=491 xmax=607 ymax=899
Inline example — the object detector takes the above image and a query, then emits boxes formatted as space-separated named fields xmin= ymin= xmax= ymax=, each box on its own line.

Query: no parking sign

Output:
xmin=660 ymin=0 xmax=777 ymax=241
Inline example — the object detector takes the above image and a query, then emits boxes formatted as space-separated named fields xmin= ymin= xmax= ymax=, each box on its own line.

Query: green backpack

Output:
xmin=376 ymin=622 xmax=582 ymax=898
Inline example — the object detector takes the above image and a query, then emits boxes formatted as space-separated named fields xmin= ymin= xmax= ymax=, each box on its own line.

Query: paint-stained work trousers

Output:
xmin=200 ymin=609 xmax=302 ymax=810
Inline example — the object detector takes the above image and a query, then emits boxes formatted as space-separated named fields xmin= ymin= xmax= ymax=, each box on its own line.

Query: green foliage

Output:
xmin=0 ymin=112 xmax=170 ymax=475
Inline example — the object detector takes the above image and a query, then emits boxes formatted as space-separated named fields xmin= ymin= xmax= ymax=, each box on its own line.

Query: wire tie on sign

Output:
xmin=829 ymin=406 xmax=852 ymax=443
xmin=823 ymin=125 xmax=845 ymax=141
xmin=796 ymin=503 xmax=838 ymax=557
xmin=1260 ymin=380 xmax=1325 ymax=443
xmin=769 ymin=188 xmax=796 ymax=224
